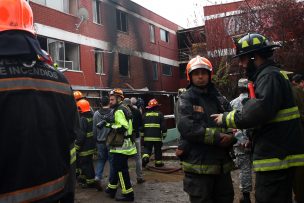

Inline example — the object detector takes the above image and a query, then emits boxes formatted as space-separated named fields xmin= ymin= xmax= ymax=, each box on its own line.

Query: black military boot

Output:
xmin=116 ymin=193 xmax=134 ymax=202
xmin=240 ymin=192 xmax=251 ymax=203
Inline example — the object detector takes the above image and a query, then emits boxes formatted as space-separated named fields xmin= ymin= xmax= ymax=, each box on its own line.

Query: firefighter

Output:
xmin=142 ymin=99 xmax=167 ymax=167
xmin=74 ymin=90 xmax=84 ymax=101
xmin=230 ymin=79 xmax=252 ymax=203
xmin=0 ymin=0 xmax=78 ymax=202
xmin=76 ymin=99 xmax=101 ymax=191
xmin=212 ymin=33 xmax=304 ymax=203
xmin=177 ymin=55 xmax=235 ymax=203
xmin=105 ymin=88 xmax=137 ymax=201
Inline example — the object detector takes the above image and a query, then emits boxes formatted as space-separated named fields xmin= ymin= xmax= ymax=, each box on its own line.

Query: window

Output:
xmin=179 ymin=64 xmax=186 ymax=79
xmin=95 ymin=50 xmax=104 ymax=74
xmin=116 ymin=9 xmax=128 ymax=32
xmin=31 ymin=0 xmax=77 ymax=15
xmin=119 ymin=53 xmax=129 ymax=76
xmin=160 ymin=29 xmax=169 ymax=43
xmin=47 ymin=39 xmax=80 ymax=71
xmin=162 ymin=64 xmax=172 ymax=76
xmin=152 ymin=62 xmax=158 ymax=80
xmin=37 ymin=36 xmax=48 ymax=50
xmin=149 ymin=24 xmax=155 ymax=43
xmin=92 ymin=0 xmax=102 ymax=24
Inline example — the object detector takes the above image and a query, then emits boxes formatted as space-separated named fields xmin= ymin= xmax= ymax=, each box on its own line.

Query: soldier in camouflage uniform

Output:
xmin=230 ymin=79 xmax=252 ymax=203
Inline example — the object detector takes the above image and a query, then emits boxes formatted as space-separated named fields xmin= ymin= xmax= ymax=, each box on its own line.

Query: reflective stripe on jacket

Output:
xmin=222 ymin=61 xmax=304 ymax=171
xmin=76 ymin=115 xmax=96 ymax=157
xmin=110 ymin=103 xmax=137 ymax=156
xmin=177 ymin=84 xmax=235 ymax=175
xmin=143 ymin=110 xmax=167 ymax=142
xmin=0 ymin=175 xmax=67 ymax=202
xmin=0 ymin=60 xmax=78 ymax=201
xmin=182 ymin=161 xmax=234 ymax=174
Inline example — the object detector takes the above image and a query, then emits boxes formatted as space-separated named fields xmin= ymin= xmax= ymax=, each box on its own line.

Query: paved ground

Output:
xmin=75 ymin=157 xmax=255 ymax=203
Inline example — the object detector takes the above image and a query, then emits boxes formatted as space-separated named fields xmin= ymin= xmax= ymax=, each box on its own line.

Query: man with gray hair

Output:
xmin=130 ymin=97 xmax=137 ymax=107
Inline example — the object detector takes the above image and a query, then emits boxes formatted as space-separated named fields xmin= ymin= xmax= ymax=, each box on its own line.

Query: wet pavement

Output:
xmin=75 ymin=156 xmax=255 ymax=203
xmin=75 ymin=159 xmax=188 ymax=203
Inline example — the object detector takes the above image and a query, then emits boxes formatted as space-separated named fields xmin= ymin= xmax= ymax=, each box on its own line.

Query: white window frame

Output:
xmin=149 ymin=24 xmax=155 ymax=43
xmin=160 ymin=28 xmax=169 ymax=43
xmin=31 ymin=0 xmax=77 ymax=15
xmin=47 ymin=38 xmax=80 ymax=71
xmin=92 ymin=0 xmax=102 ymax=24
xmin=95 ymin=50 xmax=104 ymax=74
xmin=116 ymin=9 xmax=128 ymax=32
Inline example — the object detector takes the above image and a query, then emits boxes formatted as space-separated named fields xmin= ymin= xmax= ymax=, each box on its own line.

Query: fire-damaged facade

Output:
xmin=30 ymin=0 xmax=185 ymax=92
xmin=30 ymin=0 xmax=190 ymax=132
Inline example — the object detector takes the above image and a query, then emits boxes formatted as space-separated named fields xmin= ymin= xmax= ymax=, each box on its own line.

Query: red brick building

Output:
xmin=30 ymin=0 xmax=185 ymax=92
xmin=204 ymin=1 xmax=244 ymax=58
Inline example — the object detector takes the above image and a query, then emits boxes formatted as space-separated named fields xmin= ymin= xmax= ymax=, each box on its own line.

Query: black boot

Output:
xmin=116 ymin=194 xmax=134 ymax=202
xmin=240 ymin=192 xmax=251 ymax=203
xmin=142 ymin=157 xmax=149 ymax=167
xmin=105 ymin=187 xmax=116 ymax=198
xmin=93 ymin=181 xmax=103 ymax=191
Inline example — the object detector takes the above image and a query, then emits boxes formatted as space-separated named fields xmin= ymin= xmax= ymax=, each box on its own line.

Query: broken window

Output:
xmin=162 ymin=64 xmax=172 ymax=76
xmin=95 ymin=49 xmax=104 ymax=74
xmin=160 ymin=29 xmax=169 ymax=43
xmin=152 ymin=62 xmax=158 ymax=80
xmin=149 ymin=24 xmax=155 ymax=43
xmin=47 ymin=39 xmax=80 ymax=71
xmin=92 ymin=0 xmax=102 ymax=24
xmin=116 ymin=9 xmax=128 ymax=32
xmin=119 ymin=53 xmax=129 ymax=77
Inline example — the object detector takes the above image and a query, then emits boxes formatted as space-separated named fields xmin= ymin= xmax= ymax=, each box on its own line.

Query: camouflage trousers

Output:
xmin=235 ymin=153 xmax=253 ymax=193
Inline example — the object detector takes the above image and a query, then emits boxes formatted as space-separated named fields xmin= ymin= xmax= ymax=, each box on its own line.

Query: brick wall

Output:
xmin=31 ymin=0 xmax=183 ymax=91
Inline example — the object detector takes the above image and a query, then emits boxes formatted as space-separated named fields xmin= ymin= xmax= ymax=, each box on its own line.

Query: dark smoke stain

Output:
xmin=126 ymin=0 xmax=150 ymax=89
xmin=103 ymin=1 xmax=118 ymax=87
xmin=108 ymin=0 xmax=149 ymax=89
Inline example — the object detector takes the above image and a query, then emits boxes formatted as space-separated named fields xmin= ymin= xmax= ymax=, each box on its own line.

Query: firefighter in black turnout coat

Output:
xmin=177 ymin=55 xmax=235 ymax=203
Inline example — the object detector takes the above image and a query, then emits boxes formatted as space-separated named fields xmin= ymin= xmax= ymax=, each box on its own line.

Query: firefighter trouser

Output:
xmin=107 ymin=153 xmax=134 ymax=197
xmin=293 ymin=166 xmax=304 ymax=203
xmin=77 ymin=155 xmax=96 ymax=186
xmin=184 ymin=172 xmax=234 ymax=203
xmin=142 ymin=141 xmax=163 ymax=166
xmin=256 ymin=168 xmax=294 ymax=203
xmin=60 ymin=146 xmax=76 ymax=202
